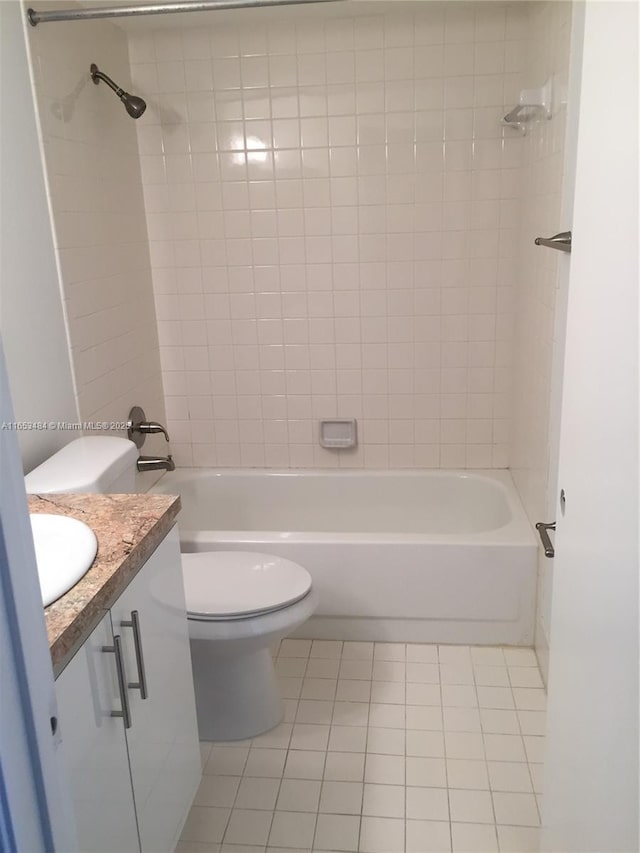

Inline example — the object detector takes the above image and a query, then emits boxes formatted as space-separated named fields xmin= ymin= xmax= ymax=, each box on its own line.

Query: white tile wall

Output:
xmin=508 ymin=1 xmax=573 ymax=681
xmin=129 ymin=2 xmax=526 ymax=469
xmin=28 ymin=15 xmax=167 ymax=457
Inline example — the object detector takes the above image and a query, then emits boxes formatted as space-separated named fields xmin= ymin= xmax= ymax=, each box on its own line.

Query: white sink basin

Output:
xmin=30 ymin=514 xmax=98 ymax=607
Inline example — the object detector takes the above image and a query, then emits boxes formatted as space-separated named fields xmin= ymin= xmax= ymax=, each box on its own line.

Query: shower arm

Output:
xmin=91 ymin=66 xmax=124 ymax=99
xmin=28 ymin=0 xmax=344 ymax=27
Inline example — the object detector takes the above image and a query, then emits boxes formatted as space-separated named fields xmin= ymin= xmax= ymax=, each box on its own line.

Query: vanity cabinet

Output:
xmin=55 ymin=526 xmax=200 ymax=853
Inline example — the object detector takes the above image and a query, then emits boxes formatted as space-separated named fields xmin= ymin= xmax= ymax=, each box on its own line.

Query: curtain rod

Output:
xmin=27 ymin=0 xmax=344 ymax=27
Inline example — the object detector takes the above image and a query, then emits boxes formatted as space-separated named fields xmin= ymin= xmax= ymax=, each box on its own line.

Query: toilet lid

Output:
xmin=182 ymin=551 xmax=312 ymax=619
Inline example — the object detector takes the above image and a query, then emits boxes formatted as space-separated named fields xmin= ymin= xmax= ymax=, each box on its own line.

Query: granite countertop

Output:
xmin=28 ymin=492 xmax=181 ymax=677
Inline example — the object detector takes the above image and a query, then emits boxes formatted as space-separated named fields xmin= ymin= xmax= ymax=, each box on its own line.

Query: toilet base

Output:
xmin=190 ymin=641 xmax=283 ymax=741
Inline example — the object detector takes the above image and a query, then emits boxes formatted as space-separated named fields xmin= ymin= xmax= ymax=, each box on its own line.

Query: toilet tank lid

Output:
xmin=25 ymin=436 xmax=137 ymax=494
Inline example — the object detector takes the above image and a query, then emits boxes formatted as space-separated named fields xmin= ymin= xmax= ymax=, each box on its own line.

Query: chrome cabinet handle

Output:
xmin=121 ymin=610 xmax=148 ymax=699
xmin=536 ymin=522 xmax=556 ymax=558
xmin=534 ymin=231 xmax=572 ymax=253
xmin=103 ymin=635 xmax=132 ymax=728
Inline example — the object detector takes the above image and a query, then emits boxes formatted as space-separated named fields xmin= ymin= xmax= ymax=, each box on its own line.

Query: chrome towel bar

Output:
xmin=535 ymin=231 xmax=572 ymax=253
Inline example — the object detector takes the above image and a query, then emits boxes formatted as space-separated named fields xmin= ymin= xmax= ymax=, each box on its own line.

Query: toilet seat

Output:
xmin=182 ymin=551 xmax=312 ymax=621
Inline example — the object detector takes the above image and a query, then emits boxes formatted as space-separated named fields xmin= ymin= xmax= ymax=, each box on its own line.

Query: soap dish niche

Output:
xmin=503 ymin=77 xmax=554 ymax=135
xmin=320 ymin=419 xmax=357 ymax=450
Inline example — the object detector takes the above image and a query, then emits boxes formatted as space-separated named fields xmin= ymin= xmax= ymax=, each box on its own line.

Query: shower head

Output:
xmin=90 ymin=63 xmax=146 ymax=119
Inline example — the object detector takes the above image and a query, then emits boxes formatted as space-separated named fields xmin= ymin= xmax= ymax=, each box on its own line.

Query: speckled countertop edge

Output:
xmin=28 ymin=493 xmax=181 ymax=677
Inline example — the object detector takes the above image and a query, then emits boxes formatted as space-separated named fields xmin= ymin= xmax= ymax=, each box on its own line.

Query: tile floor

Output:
xmin=178 ymin=641 xmax=546 ymax=853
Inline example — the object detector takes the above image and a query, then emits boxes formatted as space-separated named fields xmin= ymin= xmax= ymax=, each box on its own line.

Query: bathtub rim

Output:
xmin=152 ymin=467 xmax=536 ymax=547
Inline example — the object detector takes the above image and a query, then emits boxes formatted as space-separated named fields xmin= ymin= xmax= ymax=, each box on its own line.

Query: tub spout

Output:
xmin=137 ymin=455 xmax=175 ymax=473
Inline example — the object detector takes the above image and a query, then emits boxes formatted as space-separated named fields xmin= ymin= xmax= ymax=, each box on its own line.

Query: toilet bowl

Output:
xmin=183 ymin=550 xmax=317 ymax=741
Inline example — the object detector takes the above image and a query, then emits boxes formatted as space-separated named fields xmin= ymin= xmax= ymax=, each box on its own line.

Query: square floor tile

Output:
xmin=291 ymin=724 xmax=330 ymax=752
xmin=407 ymin=729 xmax=445 ymax=758
xmin=370 ymin=681 xmax=405 ymax=705
xmin=512 ymin=688 xmax=546 ymax=711
xmin=443 ymin=707 xmax=481 ymax=733
xmin=448 ymin=788 xmax=494 ymax=824
xmin=444 ymin=732 xmax=485 ymax=761
xmin=310 ymin=640 xmax=343 ymax=659
xmin=406 ymin=705 xmax=443 ymax=731
xmin=306 ymin=658 xmax=340 ymax=679
xmin=496 ymin=824 xmax=540 ymax=852
xmin=476 ymin=686 xmax=514 ymax=710
xmin=451 ymin=821 xmax=498 ymax=852
xmin=503 ymin=648 xmax=538 ymax=667
xmin=277 ymin=778 xmax=321 ymax=812
xmin=252 ymin=723 xmax=293 ymax=749
xmin=487 ymin=761 xmax=533 ymax=793
xmin=438 ymin=646 xmax=472 ymax=665
xmin=369 ymin=703 xmax=405 ymax=728
xmin=407 ymin=683 xmax=442 ymax=706
xmin=366 ymin=727 xmax=405 ymax=756
xmin=244 ymin=749 xmax=288 ymax=778
xmin=279 ymin=639 xmax=312 ymax=658
xmin=374 ymin=642 xmax=406 ymax=661
xmin=471 ymin=648 xmax=505 ymax=666
xmin=296 ymin=699 xmax=334 ymax=725
xmin=328 ymin=725 xmax=367 ymax=752
xmin=324 ymin=751 xmax=366 ymax=782
xmin=283 ymin=749 xmax=325 ymax=780
xmin=406 ymin=786 xmax=449 ymax=821
xmin=362 ymin=783 xmax=405 ymax=818
xmin=406 ymin=819 xmax=452 ymax=853
xmin=275 ymin=658 xmax=307 ymax=677
xmin=301 ymin=678 xmax=337 ymax=701
xmin=473 ymin=666 xmax=509 ymax=687
xmin=313 ymin=813 xmax=360 ymax=851
xmin=359 ymin=817 xmax=404 ymax=853
xmin=341 ymin=642 xmax=374 ymax=660
xmin=407 ymin=644 xmax=439 ymax=663
xmin=406 ymin=662 xmax=440 ymax=684
xmin=339 ymin=659 xmax=373 ymax=680
xmin=492 ymin=792 xmax=540 ymax=826
xmin=235 ymin=777 xmax=280 ymax=810
xmin=442 ymin=686 xmax=478 ymax=708
xmin=372 ymin=660 xmax=406 ymax=682
xmin=278 ymin=677 xmax=303 ymax=699
xmin=508 ymin=667 xmax=544 ymax=689
xmin=182 ymin=807 xmax=230 ymax=844
xmin=483 ymin=734 xmax=526 ymax=762
xmin=194 ymin=775 xmax=240 ymax=808
xmin=523 ymin=735 xmax=545 ymax=764
xmin=364 ymin=754 xmax=405 ymax=785
xmin=337 ymin=679 xmax=372 ymax=702
xmin=529 ymin=763 xmax=544 ymax=794
xmin=517 ymin=710 xmax=546 ymax=736
xmin=333 ymin=701 xmax=370 ymax=727
xmin=224 ymin=809 xmax=272 ymax=846
xmin=177 ymin=842 xmax=221 ymax=853
xmin=268 ymin=811 xmax=316 ymax=848
xmin=446 ymin=759 xmax=489 ymax=791
xmin=479 ymin=709 xmax=519 ymax=735
xmin=205 ymin=747 xmax=249 ymax=776
xmin=320 ymin=781 xmax=363 ymax=815
xmin=440 ymin=665 xmax=474 ymax=686
xmin=406 ymin=756 xmax=447 ymax=788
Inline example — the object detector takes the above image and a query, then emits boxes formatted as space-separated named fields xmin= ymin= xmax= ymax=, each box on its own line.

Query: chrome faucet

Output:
xmin=136 ymin=455 xmax=175 ymax=473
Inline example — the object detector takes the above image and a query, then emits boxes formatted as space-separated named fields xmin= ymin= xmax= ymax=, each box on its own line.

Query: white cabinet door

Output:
xmin=111 ymin=526 xmax=200 ymax=853
xmin=55 ymin=613 xmax=140 ymax=853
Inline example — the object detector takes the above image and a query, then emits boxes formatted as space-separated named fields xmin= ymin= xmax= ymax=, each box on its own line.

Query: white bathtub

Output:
xmin=153 ymin=469 xmax=537 ymax=645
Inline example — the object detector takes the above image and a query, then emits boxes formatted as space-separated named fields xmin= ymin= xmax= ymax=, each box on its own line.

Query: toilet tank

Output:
xmin=24 ymin=436 xmax=138 ymax=494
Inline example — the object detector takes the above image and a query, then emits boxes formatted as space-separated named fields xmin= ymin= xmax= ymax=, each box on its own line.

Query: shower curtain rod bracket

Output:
xmin=28 ymin=0 xmax=344 ymax=27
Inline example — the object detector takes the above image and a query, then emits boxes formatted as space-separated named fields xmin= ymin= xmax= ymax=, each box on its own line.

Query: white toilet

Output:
xmin=25 ymin=436 xmax=317 ymax=741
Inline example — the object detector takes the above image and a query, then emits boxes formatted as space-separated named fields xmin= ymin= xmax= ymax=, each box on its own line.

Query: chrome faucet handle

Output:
xmin=127 ymin=405 xmax=170 ymax=448
xmin=137 ymin=421 xmax=170 ymax=441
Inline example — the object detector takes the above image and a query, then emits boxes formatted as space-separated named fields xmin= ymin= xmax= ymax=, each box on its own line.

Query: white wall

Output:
xmin=129 ymin=2 xmax=527 ymax=469
xmin=0 ymin=1 xmax=78 ymax=473
xmin=27 ymin=5 xmax=168 ymax=468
